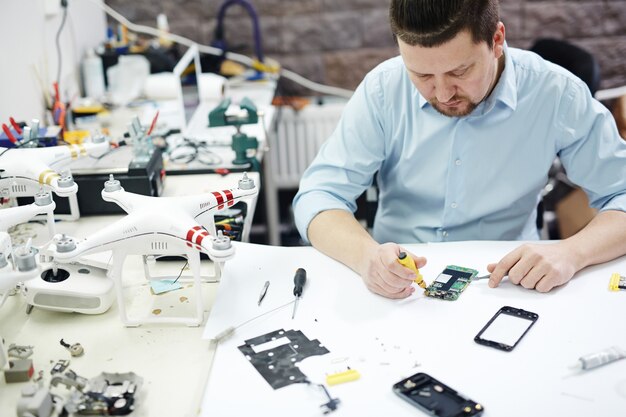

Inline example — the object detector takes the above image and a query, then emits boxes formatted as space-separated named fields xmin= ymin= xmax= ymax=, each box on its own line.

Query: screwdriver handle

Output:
xmin=293 ymin=268 xmax=307 ymax=297
xmin=398 ymin=252 xmax=426 ymax=289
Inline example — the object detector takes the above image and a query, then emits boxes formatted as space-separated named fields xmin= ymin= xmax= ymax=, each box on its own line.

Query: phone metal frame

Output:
xmin=474 ymin=305 xmax=538 ymax=352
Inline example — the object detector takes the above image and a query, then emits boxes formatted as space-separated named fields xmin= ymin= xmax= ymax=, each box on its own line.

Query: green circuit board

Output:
xmin=424 ymin=265 xmax=478 ymax=301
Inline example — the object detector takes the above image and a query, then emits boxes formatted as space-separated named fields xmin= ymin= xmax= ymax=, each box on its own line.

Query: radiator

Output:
xmin=269 ymin=101 xmax=346 ymax=188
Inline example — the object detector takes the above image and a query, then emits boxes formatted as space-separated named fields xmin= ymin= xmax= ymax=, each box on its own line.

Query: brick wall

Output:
xmin=106 ymin=0 xmax=626 ymax=94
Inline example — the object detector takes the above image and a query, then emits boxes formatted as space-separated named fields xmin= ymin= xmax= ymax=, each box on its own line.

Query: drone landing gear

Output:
xmin=109 ymin=248 xmax=214 ymax=327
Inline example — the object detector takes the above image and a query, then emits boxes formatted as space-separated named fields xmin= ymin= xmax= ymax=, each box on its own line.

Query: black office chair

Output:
xmin=530 ymin=38 xmax=601 ymax=95
xmin=530 ymin=38 xmax=601 ymax=236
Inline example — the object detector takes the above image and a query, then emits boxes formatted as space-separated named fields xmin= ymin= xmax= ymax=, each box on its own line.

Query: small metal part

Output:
xmin=92 ymin=132 xmax=106 ymax=143
xmin=473 ymin=274 xmax=491 ymax=281
xmin=55 ymin=234 xmax=77 ymax=253
xmin=238 ymin=172 xmax=255 ymax=190
xmin=433 ymin=384 xmax=444 ymax=393
xmin=257 ymin=280 xmax=270 ymax=306
xmin=464 ymin=406 xmax=472 ymax=413
xmin=8 ymin=344 xmax=34 ymax=359
xmin=51 ymin=359 xmax=70 ymax=374
xmin=30 ymin=119 xmax=40 ymax=137
xmin=212 ymin=230 xmax=232 ymax=250
xmin=475 ymin=404 xmax=483 ymax=410
xmin=59 ymin=339 xmax=84 ymax=357
xmin=34 ymin=190 xmax=52 ymax=206
xmin=57 ymin=173 xmax=75 ymax=188
xmin=23 ymin=126 xmax=32 ymax=142
xmin=403 ymin=380 xmax=417 ymax=389
xmin=418 ymin=390 xmax=431 ymax=397
xmin=50 ymin=369 xmax=88 ymax=390
xmin=104 ymin=174 xmax=122 ymax=192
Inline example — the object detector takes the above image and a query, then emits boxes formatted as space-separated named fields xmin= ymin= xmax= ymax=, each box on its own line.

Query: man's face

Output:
xmin=398 ymin=24 xmax=505 ymax=117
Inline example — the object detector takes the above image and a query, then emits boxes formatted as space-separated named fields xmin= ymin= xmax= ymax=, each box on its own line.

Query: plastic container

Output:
xmin=82 ymin=48 xmax=105 ymax=99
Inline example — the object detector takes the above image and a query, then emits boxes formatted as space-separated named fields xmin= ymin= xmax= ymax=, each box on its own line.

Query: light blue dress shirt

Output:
xmin=293 ymin=45 xmax=626 ymax=244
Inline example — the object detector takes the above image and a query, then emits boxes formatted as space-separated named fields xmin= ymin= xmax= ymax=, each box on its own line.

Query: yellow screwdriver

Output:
xmin=397 ymin=252 xmax=426 ymax=288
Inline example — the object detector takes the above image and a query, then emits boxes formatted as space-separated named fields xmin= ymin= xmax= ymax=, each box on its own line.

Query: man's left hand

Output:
xmin=487 ymin=242 xmax=578 ymax=292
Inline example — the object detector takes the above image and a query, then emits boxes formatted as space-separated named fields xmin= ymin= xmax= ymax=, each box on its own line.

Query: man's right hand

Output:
xmin=359 ymin=242 xmax=427 ymax=299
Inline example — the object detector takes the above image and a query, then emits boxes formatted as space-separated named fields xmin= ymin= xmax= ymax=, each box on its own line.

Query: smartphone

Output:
xmin=474 ymin=306 xmax=538 ymax=351
xmin=393 ymin=372 xmax=484 ymax=416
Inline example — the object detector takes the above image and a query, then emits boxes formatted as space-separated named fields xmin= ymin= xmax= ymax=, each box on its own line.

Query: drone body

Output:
xmin=0 ymin=140 xmax=110 ymax=198
xmin=48 ymin=173 xmax=258 ymax=326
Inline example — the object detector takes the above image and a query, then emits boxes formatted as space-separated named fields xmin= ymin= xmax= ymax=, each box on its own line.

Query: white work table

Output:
xmin=1 ymin=236 xmax=624 ymax=416
xmin=0 ymin=172 xmax=259 ymax=417
xmin=202 ymin=241 xmax=626 ymax=417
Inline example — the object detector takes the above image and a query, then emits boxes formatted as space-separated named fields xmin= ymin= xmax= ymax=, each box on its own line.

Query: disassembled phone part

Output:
xmin=64 ymin=372 xmax=142 ymax=416
xmin=474 ymin=306 xmax=538 ymax=352
xmin=238 ymin=329 xmax=329 ymax=390
xmin=393 ymin=372 xmax=484 ymax=416
xmin=609 ymin=273 xmax=626 ymax=291
xmin=425 ymin=265 xmax=478 ymax=301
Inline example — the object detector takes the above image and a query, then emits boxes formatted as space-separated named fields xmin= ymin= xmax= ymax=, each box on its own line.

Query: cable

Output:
xmin=172 ymin=260 xmax=189 ymax=284
xmin=212 ymin=299 xmax=295 ymax=343
xmin=168 ymin=139 xmax=223 ymax=166
xmin=55 ymin=1 xmax=69 ymax=86
xmin=86 ymin=0 xmax=354 ymax=98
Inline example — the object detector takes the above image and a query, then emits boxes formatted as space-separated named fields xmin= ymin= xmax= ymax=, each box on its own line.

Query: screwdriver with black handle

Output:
xmin=291 ymin=268 xmax=307 ymax=319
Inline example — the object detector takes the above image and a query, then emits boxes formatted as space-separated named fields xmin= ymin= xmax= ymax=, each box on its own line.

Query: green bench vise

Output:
xmin=208 ymin=97 xmax=259 ymax=166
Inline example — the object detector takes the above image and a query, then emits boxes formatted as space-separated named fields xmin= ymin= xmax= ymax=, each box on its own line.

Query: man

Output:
xmin=292 ymin=0 xmax=626 ymax=299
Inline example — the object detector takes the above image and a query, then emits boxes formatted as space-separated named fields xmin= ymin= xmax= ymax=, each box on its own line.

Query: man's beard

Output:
xmin=430 ymin=96 xmax=478 ymax=117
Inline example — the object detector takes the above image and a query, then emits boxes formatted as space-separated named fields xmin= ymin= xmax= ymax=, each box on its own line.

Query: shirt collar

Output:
xmin=416 ymin=42 xmax=518 ymax=111
xmin=483 ymin=42 xmax=517 ymax=112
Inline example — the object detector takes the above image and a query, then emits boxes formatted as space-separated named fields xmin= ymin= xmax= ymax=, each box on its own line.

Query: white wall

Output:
xmin=0 ymin=0 xmax=106 ymax=125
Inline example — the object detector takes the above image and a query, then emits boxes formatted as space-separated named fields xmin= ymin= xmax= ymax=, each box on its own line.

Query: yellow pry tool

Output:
xmin=609 ymin=273 xmax=625 ymax=291
xmin=398 ymin=251 xmax=426 ymax=288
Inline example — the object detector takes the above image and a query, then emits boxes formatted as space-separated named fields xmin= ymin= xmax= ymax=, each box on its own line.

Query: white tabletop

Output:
xmin=0 ymin=172 xmax=260 ymax=417
xmin=202 ymin=241 xmax=626 ymax=417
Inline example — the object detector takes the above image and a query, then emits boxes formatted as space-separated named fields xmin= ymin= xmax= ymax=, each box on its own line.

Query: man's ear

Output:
xmin=493 ymin=22 xmax=506 ymax=58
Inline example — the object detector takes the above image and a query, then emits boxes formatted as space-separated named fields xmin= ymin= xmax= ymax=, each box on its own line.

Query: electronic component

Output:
xmin=425 ymin=265 xmax=478 ymax=300
xmin=326 ymin=368 xmax=360 ymax=386
xmin=474 ymin=306 xmax=538 ymax=351
xmin=238 ymin=329 xmax=328 ymax=389
xmin=65 ymin=372 xmax=142 ymax=416
xmin=393 ymin=372 xmax=484 ymax=416
xmin=51 ymin=359 xmax=70 ymax=374
xmin=609 ymin=273 xmax=626 ymax=291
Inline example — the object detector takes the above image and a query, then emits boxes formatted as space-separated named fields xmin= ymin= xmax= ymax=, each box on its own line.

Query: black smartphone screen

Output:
xmin=474 ymin=306 xmax=538 ymax=351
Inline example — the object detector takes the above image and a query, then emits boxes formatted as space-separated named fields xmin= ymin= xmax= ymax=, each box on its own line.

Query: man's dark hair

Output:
xmin=389 ymin=0 xmax=500 ymax=48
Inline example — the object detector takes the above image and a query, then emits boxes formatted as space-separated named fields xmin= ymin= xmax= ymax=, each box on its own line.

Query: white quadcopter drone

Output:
xmin=0 ymin=125 xmax=111 ymax=218
xmin=0 ymin=190 xmax=55 ymax=307
xmin=47 ymin=172 xmax=259 ymax=326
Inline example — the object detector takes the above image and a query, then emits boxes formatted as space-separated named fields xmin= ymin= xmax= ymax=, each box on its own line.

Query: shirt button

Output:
xmin=455 ymin=159 xmax=461 ymax=166
xmin=442 ymin=231 xmax=449 ymax=237
xmin=451 ymin=202 xmax=457 ymax=209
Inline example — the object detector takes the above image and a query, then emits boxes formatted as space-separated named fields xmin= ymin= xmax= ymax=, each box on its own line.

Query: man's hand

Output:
xmin=487 ymin=242 xmax=579 ymax=292
xmin=359 ymin=242 xmax=427 ymax=298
